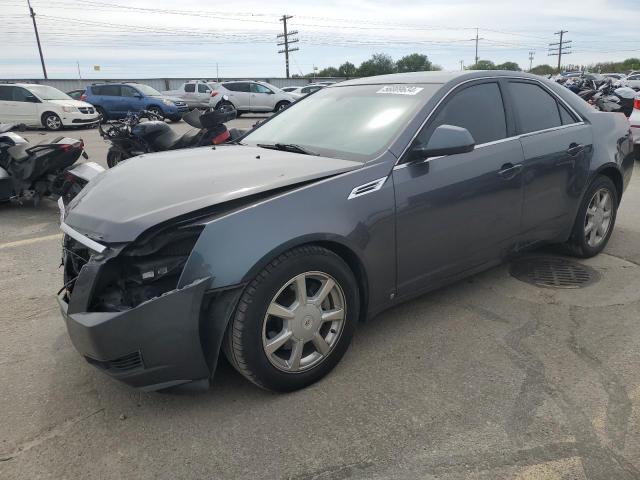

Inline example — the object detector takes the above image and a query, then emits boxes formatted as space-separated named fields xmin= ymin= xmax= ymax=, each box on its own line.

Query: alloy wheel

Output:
xmin=45 ymin=115 xmax=62 ymax=130
xmin=262 ymin=271 xmax=346 ymax=373
xmin=584 ymin=187 xmax=613 ymax=248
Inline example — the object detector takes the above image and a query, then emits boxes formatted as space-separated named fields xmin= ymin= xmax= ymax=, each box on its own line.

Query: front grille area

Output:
xmin=78 ymin=107 xmax=95 ymax=114
xmin=85 ymin=351 xmax=144 ymax=372
xmin=62 ymin=235 xmax=91 ymax=294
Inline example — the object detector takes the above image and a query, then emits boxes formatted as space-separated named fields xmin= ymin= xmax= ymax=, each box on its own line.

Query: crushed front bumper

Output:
xmin=58 ymin=274 xmax=212 ymax=391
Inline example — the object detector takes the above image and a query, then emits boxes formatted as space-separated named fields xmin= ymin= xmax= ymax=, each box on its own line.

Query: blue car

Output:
xmin=84 ymin=82 xmax=189 ymax=122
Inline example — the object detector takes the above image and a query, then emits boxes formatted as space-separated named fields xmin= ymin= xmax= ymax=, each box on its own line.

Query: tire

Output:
xmin=106 ymin=148 xmax=128 ymax=168
xmin=42 ymin=112 xmax=63 ymax=131
xmin=223 ymin=245 xmax=359 ymax=392
xmin=564 ymin=175 xmax=618 ymax=258
xmin=147 ymin=106 xmax=164 ymax=120
xmin=274 ymin=101 xmax=290 ymax=112
xmin=216 ymin=100 xmax=234 ymax=112
xmin=94 ymin=106 xmax=108 ymax=123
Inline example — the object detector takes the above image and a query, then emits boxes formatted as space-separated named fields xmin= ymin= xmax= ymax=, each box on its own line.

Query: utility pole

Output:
xmin=548 ymin=30 xmax=572 ymax=73
xmin=76 ymin=60 xmax=81 ymax=79
xmin=468 ymin=28 xmax=484 ymax=67
xmin=277 ymin=15 xmax=299 ymax=79
xmin=459 ymin=60 xmax=464 ymax=71
xmin=528 ymin=51 xmax=535 ymax=72
xmin=27 ymin=0 xmax=47 ymax=79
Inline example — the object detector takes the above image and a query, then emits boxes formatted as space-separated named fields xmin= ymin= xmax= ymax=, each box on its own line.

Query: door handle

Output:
xmin=567 ymin=143 xmax=585 ymax=156
xmin=497 ymin=163 xmax=523 ymax=179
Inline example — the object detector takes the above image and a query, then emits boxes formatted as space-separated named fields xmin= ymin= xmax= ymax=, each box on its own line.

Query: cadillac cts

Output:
xmin=58 ymin=71 xmax=635 ymax=392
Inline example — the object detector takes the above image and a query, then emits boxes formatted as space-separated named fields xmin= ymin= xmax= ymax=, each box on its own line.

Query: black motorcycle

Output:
xmin=0 ymin=124 xmax=103 ymax=206
xmin=100 ymin=107 xmax=240 ymax=168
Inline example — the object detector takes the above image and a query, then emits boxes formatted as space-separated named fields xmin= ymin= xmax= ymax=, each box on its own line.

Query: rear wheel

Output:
xmin=223 ymin=245 xmax=359 ymax=392
xmin=42 ymin=112 xmax=63 ymax=131
xmin=564 ymin=175 xmax=618 ymax=258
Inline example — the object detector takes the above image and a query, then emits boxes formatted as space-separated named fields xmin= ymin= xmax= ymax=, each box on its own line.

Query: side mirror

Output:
xmin=408 ymin=125 xmax=475 ymax=162
xmin=135 ymin=94 xmax=143 ymax=99
xmin=26 ymin=95 xmax=40 ymax=103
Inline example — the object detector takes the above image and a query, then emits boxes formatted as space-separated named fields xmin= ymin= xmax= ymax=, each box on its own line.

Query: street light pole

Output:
xmin=27 ymin=0 xmax=48 ymax=79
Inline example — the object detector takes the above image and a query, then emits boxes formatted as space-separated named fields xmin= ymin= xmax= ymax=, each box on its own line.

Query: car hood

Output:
xmin=48 ymin=99 xmax=93 ymax=108
xmin=64 ymin=145 xmax=361 ymax=243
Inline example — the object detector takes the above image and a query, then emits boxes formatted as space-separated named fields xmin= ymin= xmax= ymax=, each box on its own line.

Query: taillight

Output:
xmin=59 ymin=140 xmax=83 ymax=152
xmin=80 ymin=93 xmax=87 ymax=101
xmin=211 ymin=91 xmax=219 ymax=97
xmin=212 ymin=130 xmax=230 ymax=144
xmin=634 ymin=98 xmax=640 ymax=110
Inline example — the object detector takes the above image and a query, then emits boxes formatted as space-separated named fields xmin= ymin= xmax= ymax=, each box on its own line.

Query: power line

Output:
xmin=277 ymin=15 xmax=298 ymax=79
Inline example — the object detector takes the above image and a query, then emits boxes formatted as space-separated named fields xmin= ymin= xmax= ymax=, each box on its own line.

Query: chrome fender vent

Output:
xmin=348 ymin=177 xmax=387 ymax=200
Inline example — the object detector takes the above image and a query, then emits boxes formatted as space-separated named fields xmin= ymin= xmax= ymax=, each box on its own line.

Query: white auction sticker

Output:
xmin=376 ymin=85 xmax=424 ymax=95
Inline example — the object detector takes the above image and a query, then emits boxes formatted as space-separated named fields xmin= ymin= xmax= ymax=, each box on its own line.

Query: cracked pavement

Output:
xmin=0 ymin=124 xmax=639 ymax=479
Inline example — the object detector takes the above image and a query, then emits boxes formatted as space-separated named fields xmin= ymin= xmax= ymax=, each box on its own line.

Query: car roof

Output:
xmin=334 ymin=70 xmax=549 ymax=87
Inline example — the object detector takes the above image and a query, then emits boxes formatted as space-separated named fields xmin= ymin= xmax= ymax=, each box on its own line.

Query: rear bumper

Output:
xmin=58 ymin=275 xmax=213 ymax=390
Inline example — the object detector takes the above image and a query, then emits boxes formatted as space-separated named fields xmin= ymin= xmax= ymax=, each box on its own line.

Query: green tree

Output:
xmin=337 ymin=61 xmax=357 ymax=77
xmin=317 ymin=66 xmax=340 ymax=77
xmin=396 ymin=53 xmax=434 ymax=73
xmin=467 ymin=60 xmax=495 ymax=70
xmin=495 ymin=61 xmax=520 ymax=71
xmin=530 ymin=64 xmax=555 ymax=75
xmin=357 ymin=53 xmax=396 ymax=77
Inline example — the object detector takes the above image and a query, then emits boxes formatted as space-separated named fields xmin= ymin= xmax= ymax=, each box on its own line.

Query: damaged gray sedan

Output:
xmin=58 ymin=71 xmax=635 ymax=392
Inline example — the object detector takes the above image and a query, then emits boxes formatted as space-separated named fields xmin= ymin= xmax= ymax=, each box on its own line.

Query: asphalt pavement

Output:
xmin=1 ymin=121 xmax=639 ymax=479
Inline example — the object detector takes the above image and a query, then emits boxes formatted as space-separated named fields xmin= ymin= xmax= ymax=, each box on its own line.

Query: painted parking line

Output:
xmin=0 ymin=233 xmax=62 ymax=250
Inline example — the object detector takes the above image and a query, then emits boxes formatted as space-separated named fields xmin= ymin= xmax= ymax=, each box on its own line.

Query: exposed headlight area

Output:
xmin=62 ymin=105 xmax=79 ymax=113
xmin=63 ymin=225 xmax=204 ymax=312
xmin=161 ymin=99 xmax=174 ymax=106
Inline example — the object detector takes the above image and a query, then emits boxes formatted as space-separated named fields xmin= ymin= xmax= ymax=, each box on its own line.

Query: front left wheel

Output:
xmin=42 ymin=112 xmax=63 ymax=131
xmin=223 ymin=245 xmax=359 ymax=392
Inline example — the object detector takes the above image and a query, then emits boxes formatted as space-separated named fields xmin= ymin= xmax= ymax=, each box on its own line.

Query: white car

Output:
xmin=0 ymin=83 xmax=99 ymax=130
xmin=281 ymin=84 xmax=325 ymax=99
xmin=622 ymin=73 xmax=640 ymax=90
xmin=629 ymin=95 xmax=640 ymax=158
xmin=209 ymin=81 xmax=296 ymax=114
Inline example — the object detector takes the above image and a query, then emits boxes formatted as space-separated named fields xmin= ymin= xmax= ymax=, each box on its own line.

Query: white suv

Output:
xmin=209 ymin=81 xmax=296 ymax=115
xmin=0 ymin=83 xmax=100 ymax=130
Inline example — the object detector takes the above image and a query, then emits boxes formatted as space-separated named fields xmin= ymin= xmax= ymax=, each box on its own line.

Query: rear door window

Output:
xmin=93 ymin=85 xmax=120 ymax=96
xmin=224 ymin=82 xmax=250 ymax=92
xmin=508 ymin=82 xmax=562 ymax=134
xmin=418 ymin=82 xmax=507 ymax=146
xmin=0 ymin=86 xmax=12 ymax=101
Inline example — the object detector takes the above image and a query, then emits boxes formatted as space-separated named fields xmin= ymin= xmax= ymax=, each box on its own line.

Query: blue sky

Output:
xmin=1 ymin=0 xmax=638 ymax=78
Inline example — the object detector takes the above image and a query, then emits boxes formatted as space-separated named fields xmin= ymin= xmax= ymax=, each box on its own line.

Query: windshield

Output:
xmin=26 ymin=85 xmax=71 ymax=101
xmin=243 ymin=83 xmax=440 ymax=162
xmin=132 ymin=84 xmax=162 ymax=96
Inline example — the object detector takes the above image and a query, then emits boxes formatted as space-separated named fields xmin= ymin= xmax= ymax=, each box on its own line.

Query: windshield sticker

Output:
xmin=376 ymin=85 xmax=424 ymax=95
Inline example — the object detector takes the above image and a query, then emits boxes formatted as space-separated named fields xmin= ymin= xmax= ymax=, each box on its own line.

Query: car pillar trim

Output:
xmin=60 ymin=222 xmax=107 ymax=253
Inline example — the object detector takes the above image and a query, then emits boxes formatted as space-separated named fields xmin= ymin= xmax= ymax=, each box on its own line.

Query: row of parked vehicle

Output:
xmin=553 ymin=72 xmax=640 ymax=155
xmin=0 ymin=79 xmax=329 ymax=132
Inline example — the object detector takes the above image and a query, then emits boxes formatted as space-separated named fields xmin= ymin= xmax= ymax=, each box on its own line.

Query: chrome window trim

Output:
xmin=60 ymin=222 xmax=107 ymax=253
xmin=392 ymin=122 xmax=585 ymax=170
xmin=395 ymin=75 xmax=585 ymax=166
